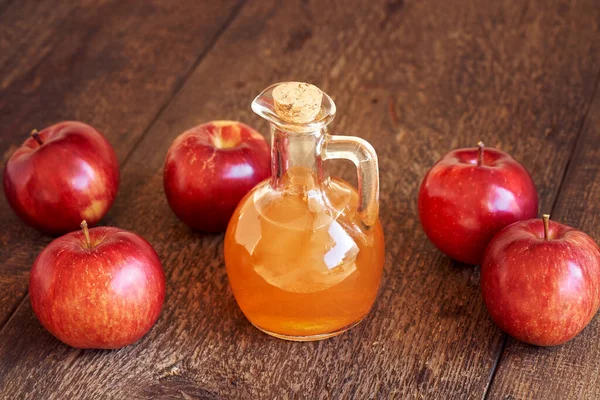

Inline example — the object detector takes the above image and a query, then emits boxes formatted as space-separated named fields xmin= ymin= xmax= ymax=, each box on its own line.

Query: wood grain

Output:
xmin=0 ymin=0 xmax=243 ymax=324
xmin=0 ymin=0 xmax=599 ymax=398
xmin=487 ymin=81 xmax=600 ymax=400
xmin=0 ymin=0 xmax=15 ymax=16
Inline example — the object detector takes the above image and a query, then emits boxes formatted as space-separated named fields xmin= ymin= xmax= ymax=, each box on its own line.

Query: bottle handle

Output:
xmin=322 ymin=134 xmax=380 ymax=228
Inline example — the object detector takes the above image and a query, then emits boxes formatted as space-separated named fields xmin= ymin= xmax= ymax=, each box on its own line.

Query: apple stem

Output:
xmin=81 ymin=220 xmax=91 ymax=249
xmin=477 ymin=141 xmax=484 ymax=166
xmin=31 ymin=129 xmax=43 ymax=146
xmin=543 ymin=214 xmax=550 ymax=240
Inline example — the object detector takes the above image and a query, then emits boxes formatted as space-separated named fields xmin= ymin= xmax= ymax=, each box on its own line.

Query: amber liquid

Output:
xmin=224 ymin=170 xmax=385 ymax=340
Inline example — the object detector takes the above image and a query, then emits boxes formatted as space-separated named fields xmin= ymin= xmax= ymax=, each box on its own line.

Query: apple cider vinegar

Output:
xmin=225 ymin=170 xmax=384 ymax=339
xmin=224 ymin=82 xmax=385 ymax=340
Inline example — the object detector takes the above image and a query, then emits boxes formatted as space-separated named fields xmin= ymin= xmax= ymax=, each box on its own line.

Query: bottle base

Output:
xmin=251 ymin=317 xmax=365 ymax=341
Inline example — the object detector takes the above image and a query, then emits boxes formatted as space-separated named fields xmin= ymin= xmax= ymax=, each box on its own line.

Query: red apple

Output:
xmin=3 ymin=121 xmax=119 ymax=235
xmin=481 ymin=215 xmax=600 ymax=346
xmin=418 ymin=142 xmax=538 ymax=265
xmin=29 ymin=221 xmax=166 ymax=349
xmin=163 ymin=120 xmax=270 ymax=232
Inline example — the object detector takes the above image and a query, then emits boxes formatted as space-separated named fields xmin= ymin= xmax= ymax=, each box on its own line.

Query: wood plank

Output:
xmin=487 ymin=82 xmax=600 ymax=399
xmin=0 ymin=0 xmax=15 ymax=16
xmin=1 ymin=0 xmax=599 ymax=398
xmin=0 ymin=0 xmax=244 ymax=324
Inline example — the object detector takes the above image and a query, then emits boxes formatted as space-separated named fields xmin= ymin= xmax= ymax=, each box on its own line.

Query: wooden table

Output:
xmin=1 ymin=0 xmax=599 ymax=398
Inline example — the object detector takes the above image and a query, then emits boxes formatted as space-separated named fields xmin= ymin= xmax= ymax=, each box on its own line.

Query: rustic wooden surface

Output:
xmin=0 ymin=0 xmax=599 ymax=398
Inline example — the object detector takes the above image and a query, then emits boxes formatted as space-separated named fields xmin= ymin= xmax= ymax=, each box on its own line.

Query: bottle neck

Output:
xmin=270 ymin=125 xmax=327 ymax=190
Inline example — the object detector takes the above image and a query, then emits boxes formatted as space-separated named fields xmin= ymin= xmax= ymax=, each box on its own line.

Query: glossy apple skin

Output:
xmin=164 ymin=121 xmax=270 ymax=232
xmin=418 ymin=146 xmax=538 ymax=265
xmin=481 ymin=219 xmax=600 ymax=346
xmin=3 ymin=121 xmax=119 ymax=235
xmin=29 ymin=226 xmax=166 ymax=349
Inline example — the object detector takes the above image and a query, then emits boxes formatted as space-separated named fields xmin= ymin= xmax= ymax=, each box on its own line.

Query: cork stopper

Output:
xmin=272 ymin=82 xmax=323 ymax=124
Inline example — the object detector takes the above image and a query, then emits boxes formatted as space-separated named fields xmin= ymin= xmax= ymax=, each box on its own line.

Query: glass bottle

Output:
xmin=224 ymin=82 xmax=385 ymax=341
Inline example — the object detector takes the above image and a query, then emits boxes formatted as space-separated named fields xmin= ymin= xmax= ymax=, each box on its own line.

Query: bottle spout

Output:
xmin=251 ymin=82 xmax=336 ymax=133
